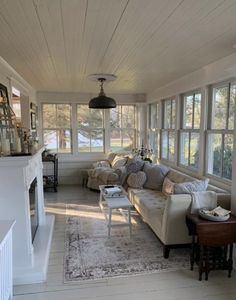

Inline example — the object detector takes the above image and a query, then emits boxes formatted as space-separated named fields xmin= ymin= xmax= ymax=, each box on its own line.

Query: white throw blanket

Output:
xmin=190 ymin=191 xmax=217 ymax=214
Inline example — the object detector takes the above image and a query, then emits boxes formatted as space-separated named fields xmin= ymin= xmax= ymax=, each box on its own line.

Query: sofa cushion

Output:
xmin=111 ymin=155 xmax=127 ymax=168
xmin=127 ymin=171 xmax=146 ymax=189
xmin=143 ymin=163 xmax=170 ymax=191
xmin=92 ymin=160 xmax=111 ymax=168
xmin=107 ymin=152 xmax=117 ymax=164
xmin=174 ymin=178 xmax=209 ymax=194
xmin=162 ymin=176 xmax=175 ymax=196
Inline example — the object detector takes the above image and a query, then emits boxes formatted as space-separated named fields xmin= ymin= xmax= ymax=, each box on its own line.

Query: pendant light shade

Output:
xmin=89 ymin=76 xmax=116 ymax=109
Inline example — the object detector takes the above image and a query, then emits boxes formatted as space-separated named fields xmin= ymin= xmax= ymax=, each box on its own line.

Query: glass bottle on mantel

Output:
xmin=0 ymin=95 xmax=21 ymax=156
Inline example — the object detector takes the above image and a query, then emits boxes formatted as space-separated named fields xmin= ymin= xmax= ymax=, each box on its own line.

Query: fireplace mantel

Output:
xmin=0 ymin=148 xmax=55 ymax=284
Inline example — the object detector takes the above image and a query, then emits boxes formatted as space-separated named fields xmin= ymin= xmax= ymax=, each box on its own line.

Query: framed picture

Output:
xmin=31 ymin=112 xmax=36 ymax=129
xmin=0 ymin=83 xmax=9 ymax=104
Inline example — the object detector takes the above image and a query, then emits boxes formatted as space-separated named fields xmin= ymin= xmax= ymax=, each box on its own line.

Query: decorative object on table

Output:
xmin=64 ymin=203 xmax=189 ymax=282
xmin=199 ymin=206 xmax=231 ymax=222
xmin=0 ymin=84 xmax=21 ymax=155
xmin=103 ymin=185 xmax=122 ymax=197
xmin=88 ymin=74 xmax=117 ymax=109
xmin=132 ymin=142 xmax=153 ymax=162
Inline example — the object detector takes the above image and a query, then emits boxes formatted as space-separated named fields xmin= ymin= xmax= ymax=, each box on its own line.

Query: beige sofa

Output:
xmin=128 ymin=168 xmax=231 ymax=258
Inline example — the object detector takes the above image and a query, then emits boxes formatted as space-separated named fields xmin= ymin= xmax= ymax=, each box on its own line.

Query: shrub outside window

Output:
xmin=42 ymin=104 xmax=72 ymax=153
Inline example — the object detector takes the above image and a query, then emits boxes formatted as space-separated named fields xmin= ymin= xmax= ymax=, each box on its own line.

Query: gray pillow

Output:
xmin=126 ymin=159 xmax=144 ymax=173
xmin=143 ymin=163 xmax=170 ymax=191
xmin=174 ymin=179 xmax=209 ymax=194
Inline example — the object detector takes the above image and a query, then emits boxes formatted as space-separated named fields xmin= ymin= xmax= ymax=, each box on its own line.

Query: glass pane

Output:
xmin=57 ymin=129 xmax=71 ymax=153
xmin=43 ymin=129 xmax=57 ymax=152
xmin=149 ymin=130 xmax=157 ymax=154
xmin=110 ymin=106 xmax=122 ymax=128
xmin=184 ymin=95 xmax=193 ymax=129
xmin=57 ymin=104 xmax=71 ymax=128
xmin=122 ymin=105 xmax=135 ymax=128
xmin=194 ymin=93 xmax=201 ymax=129
xmin=190 ymin=133 xmax=200 ymax=169
xmin=207 ymin=133 xmax=222 ymax=177
xmin=222 ymin=134 xmax=233 ymax=180
xmin=229 ymin=84 xmax=236 ymax=130
xmin=171 ymin=100 xmax=176 ymax=129
xmin=164 ymin=100 xmax=171 ymax=129
xmin=212 ymin=86 xmax=228 ymax=129
xmin=161 ymin=131 xmax=168 ymax=159
xmin=43 ymin=104 xmax=56 ymax=128
xmin=110 ymin=129 xmax=122 ymax=151
xmin=122 ymin=129 xmax=135 ymax=150
xmin=169 ymin=131 xmax=175 ymax=161
xmin=91 ymin=130 xmax=104 ymax=152
xmin=77 ymin=105 xmax=103 ymax=128
xmin=78 ymin=129 xmax=90 ymax=152
xmin=180 ymin=132 xmax=189 ymax=166
xmin=149 ymin=103 xmax=157 ymax=128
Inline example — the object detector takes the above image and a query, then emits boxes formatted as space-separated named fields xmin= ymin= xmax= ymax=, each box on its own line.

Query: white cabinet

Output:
xmin=0 ymin=221 xmax=15 ymax=300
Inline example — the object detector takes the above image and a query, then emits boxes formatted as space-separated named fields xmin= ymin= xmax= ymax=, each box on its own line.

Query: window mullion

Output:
xmin=226 ymin=83 xmax=231 ymax=130
xmin=221 ymin=133 xmax=225 ymax=177
xmin=188 ymin=131 xmax=191 ymax=167
xmin=192 ymin=93 xmax=195 ymax=129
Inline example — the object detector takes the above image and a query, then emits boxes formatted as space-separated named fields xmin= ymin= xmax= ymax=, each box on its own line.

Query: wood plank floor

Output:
xmin=13 ymin=185 xmax=236 ymax=300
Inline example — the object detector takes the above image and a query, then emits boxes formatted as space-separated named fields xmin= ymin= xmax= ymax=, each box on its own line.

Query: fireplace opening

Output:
xmin=29 ymin=178 xmax=39 ymax=242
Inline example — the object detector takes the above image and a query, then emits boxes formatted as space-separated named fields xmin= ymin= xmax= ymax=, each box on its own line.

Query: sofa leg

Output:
xmin=163 ymin=246 xmax=170 ymax=259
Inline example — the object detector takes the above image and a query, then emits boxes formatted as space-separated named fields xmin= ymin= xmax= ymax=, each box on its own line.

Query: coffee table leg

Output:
xmin=128 ymin=207 xmax=132 ymax=237
xmin=108 ymin=208 xmax=112 ymax=238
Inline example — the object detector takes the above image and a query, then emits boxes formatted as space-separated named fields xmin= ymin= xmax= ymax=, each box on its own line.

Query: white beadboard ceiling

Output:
xmin=1 ymin=0 xmax=236 ymax=94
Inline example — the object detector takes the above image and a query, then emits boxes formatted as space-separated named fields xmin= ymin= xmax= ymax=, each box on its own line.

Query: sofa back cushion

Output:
xmin=174 ymin=179 xmax=209 ymax=194
xmin=167 ymin=169 xmax=195 ymax=183
xmin=143 ymin=163 xmax=170 ymax=191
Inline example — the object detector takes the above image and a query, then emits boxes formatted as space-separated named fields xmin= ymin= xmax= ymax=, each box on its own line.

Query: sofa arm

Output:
xmin=161 ymin=194 xmax=192 ymax=245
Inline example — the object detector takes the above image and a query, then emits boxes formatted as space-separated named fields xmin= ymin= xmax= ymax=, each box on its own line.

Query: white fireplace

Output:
xmin=0 ymin=148 xmax=55 ymax=285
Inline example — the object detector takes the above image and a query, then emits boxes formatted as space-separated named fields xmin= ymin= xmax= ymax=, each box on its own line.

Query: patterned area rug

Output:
xmin=64 ymin=203 xmax=189 ymax=282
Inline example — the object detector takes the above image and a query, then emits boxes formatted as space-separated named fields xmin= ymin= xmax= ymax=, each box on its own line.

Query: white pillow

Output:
xmin=174 ymin=179 xmax=209 ymax=194
xmin=111 ymin=155 xmax=127 ymax=169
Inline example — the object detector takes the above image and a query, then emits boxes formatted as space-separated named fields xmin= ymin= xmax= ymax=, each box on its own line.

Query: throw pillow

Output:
xmin=93 ymin=160 xmax=110 ymax=168
xmin=143 ymin=163 xmax=170 ymax=191
xmin=126 ymin=159 xmax=145 ymax=173
xmin=174 ymin=178 xmax=209 ymax=194
xmin=127 ymin=171 xmax=147 ymax=189
xmin=162 ymin=177 xmax=175 ymax=196
xmin=111 ymin=155 xmax=127 ymax=169
xmin=107 ymin=152 xmax=116 ymax=164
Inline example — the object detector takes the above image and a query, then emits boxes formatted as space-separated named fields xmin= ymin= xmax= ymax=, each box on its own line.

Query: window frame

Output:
xmin=77 ymin=104 xmax=105 ymax=153
xmin=179 ymin=90 xmax=202 ymax=170
xmin=160 ymin=98 xmax=176 ymax=162
xmin=109 ymin=104 xmax=136 ymax=152
xmin=42 ymin=103 xmax=72 ymax=154
xmin=206 ymin=81 xmax=235 ymax=182
xmin=148 ymin=102 xmax=160 ymax=161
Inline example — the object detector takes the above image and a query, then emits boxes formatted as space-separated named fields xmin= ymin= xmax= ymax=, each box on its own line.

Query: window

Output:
xmin=42 ymin=104 xmax=72 ymax=153
xmin=110 ymin=105 xmax=135 ymax=151
xmin=207 ymin=82 xmax=235 ymax=180
xmin=77 ymin=105 xmax=104 ymax=152
xmin=148 ymin=103 xmax=159 ymax=159
xmin=161 ymin=98 xmax=176 ymax=161
xmin=179 ymin=92 xmax=201 ymax=169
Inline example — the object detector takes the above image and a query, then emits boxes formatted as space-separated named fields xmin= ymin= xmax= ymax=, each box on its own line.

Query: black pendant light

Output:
xmin=89 ymin=77 xmax=116 ymax=109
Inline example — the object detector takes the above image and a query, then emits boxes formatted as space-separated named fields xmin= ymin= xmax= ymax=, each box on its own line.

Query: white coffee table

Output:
xmin=99 ymin=185 xmax=133 ymax=238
